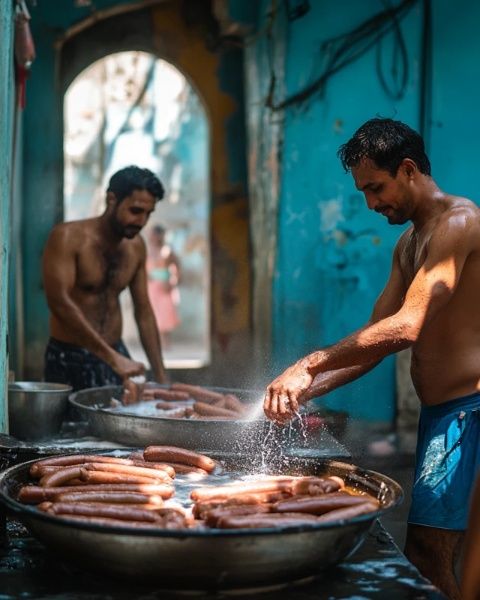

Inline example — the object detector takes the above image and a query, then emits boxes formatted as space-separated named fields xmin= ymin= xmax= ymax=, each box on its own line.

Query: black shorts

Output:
xmin=44 ymin=337 xmax=131 ymax=391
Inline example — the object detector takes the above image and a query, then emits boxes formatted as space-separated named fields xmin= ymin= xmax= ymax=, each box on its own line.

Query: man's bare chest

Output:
xmin=76 ymin=246 xmax=138 ymax=293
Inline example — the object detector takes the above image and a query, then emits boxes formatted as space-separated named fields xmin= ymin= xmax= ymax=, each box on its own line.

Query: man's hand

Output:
xmin=263 ymin=361 xmax=314 ymax=424
xmin=111 ymin=353 xmax=146 ymax=381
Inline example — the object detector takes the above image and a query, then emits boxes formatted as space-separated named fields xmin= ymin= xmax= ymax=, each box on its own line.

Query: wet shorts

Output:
xmin=408 ymin=391 xmax=480 ymax=530
xmin=44 ymin=337 xmax=131 ymax=391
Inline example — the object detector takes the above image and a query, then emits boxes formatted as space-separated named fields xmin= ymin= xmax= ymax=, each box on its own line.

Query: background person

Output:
xmin=146 ymin=224 xmax=181 ymax=349
xmin=42 ymin=165 xmax=167 ymax=392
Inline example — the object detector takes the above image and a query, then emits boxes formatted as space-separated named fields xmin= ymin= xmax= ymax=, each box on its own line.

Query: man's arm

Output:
xmin=42 ymin=225 xmax=145 ymax=379
xmin=266 ymin=213 xmax=474 ymax=420
xmin=129 ymin=240 xmax=167 ymax=383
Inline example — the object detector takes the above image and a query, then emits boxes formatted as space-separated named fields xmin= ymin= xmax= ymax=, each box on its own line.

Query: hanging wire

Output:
xmin=265 ymin=0 xmax=419 ymax=111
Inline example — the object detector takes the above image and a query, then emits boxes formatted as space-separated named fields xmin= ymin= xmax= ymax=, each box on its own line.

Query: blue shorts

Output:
xmin=44 ymin=337 xmax=131 ymax=391
xmin=408 ymin=391 xmax=480 ymax=530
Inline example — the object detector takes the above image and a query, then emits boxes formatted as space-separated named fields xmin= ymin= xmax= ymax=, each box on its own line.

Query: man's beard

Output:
xmin=111 ymin=214 xmax=141 ymax=239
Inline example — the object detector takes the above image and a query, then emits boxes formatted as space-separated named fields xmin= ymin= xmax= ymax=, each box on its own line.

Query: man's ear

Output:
xmin=106 ymin=191 xmax=117 ymax=208
xmin=401 ymin=158 xmax=417 ymax=179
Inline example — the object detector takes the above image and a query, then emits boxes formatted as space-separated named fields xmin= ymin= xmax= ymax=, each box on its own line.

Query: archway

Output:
xmin=64 ymin=51 xmax=211 ymax=369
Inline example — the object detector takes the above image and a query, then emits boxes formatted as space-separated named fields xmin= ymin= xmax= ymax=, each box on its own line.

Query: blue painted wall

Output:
xmin=0 ymin=1 xmax=15 ymax=431
xmin=237 ymin=0 xmax=480 ymax=422
xmin=238 ymin=0 xmax=425 ymax=421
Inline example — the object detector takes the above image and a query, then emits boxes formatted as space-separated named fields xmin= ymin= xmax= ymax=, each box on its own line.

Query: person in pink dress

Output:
xmin=146 ymin=225 xmax=181 ymax=348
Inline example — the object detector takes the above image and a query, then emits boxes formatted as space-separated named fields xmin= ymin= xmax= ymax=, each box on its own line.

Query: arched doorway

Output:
xmin=63 ymin=51 xmax=211 ymax=369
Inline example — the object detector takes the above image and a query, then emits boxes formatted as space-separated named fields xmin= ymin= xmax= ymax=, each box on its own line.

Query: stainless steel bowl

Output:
xmin=8 ymin=382 xmax=72 ymax=441
xmin=69 ymin=385 xmax=267 ymax=452
xmin=0 ymin=455 xmax=403 ymax=590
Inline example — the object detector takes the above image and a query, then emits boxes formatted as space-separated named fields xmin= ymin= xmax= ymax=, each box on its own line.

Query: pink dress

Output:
xmin=147 ymin=260 xmax=180 ymax=333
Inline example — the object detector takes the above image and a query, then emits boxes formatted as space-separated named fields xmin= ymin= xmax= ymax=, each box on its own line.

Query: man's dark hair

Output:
xmin=337 ymin=118 xmax=431 ymax=176
xmin=107 ymin=166 xmax=165 ymax=203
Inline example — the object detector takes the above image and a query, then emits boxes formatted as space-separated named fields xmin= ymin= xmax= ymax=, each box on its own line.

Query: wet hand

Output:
xmin=263 ymin=361 xmax=313 ymax=424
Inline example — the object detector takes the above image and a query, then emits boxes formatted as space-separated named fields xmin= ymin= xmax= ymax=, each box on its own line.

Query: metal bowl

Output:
xmin=0 ymin=455 xmax=403 ymax=590
xmin=8 ymin=382 xmax=72 ymax=441
xmin=69 ymin=385 xmax=267 ymax=452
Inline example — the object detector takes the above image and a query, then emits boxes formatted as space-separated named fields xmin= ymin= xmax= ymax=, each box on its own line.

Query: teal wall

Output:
xmin=239 ymin=0 xmax=480 ymax=422
xmin=0 ymin=1 xmax=15 ymax=432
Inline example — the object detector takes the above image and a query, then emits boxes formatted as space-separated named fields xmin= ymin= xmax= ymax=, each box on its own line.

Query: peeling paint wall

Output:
xmin=238 ymin=0 xmax=423 ymax=422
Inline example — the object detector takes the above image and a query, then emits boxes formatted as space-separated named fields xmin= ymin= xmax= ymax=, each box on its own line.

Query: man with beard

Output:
xmin=263 ymin=118 xmax=480 ymax=599
xmin=42 ymin=165 xmax=167 ymax=391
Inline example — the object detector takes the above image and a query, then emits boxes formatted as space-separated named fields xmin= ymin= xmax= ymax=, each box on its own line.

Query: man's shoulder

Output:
xmin=48 ymin=218 xmax=97 ymax=247
xmin=441 ymin=196 xmax=480 ymax=229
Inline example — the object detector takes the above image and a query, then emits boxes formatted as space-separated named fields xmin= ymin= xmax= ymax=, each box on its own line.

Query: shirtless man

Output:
xmin=43 ymin=165 xmax=167 ymax=393
xmin=264 ymin=118 xmax=480 ymax=599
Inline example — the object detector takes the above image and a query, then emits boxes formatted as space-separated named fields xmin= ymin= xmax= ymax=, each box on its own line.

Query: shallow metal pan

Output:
xmin=69 ymin=385 xmax=267 ymax=451
xmin=0 ymin=454 xmax=403 ymax=590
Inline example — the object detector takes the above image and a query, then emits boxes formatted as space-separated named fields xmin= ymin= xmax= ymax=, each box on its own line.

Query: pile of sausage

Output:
xmin=120 ymin=383 xmax=249 ymax=420
xmin=17 ymin=446 xmax=217 ymax=529
xmin=16 ymin=445 xmax=380 ymax=530
xmin=191 ymin=476 xmax=380 ymax=529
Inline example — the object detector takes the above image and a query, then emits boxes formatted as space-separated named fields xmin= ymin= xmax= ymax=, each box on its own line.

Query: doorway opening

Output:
xmin=63 ymin=51 xmax=211 ymax=369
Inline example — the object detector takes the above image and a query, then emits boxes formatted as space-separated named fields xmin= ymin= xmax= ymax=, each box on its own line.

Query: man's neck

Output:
xmin=96 ymin=213 xmax=122 ymax=248
xmin=411 ymin=177 xmax=448 ymax=231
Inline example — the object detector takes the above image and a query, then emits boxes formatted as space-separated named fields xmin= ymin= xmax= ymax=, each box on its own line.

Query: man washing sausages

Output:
xmin=42 ymin=165 xmax=167 ymax=396
xmin=264 ymin=118 xmax=480 ymax=599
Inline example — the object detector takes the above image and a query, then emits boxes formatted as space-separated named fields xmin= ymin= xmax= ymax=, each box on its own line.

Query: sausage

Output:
xmin=163 ymin=463 xmax=210 ymax=475
xmin=54 ymin=491 xmax=164 ymax=505
xmin=82 ymin=463 xmax=173 ymax=481
xmin=155 ymin=400 xmax=180 ymax=410
xmin=18 ymin=483 xmax=174 ymax=504
xmin=190 ymin=480 xmax=293 ymax=502
xmin=216 ymin=512 xmax=319 ymax=529
xmin=143 ymin=446 xmax=217 ymax=473
xmin=151 ymin=389 xmax=190 ymax=402
xmin=170 ymin=383 xmax=226 ymax=404
xmin=315 ymin=501 xmax=379 ymax=523
xmin=40 ymin=467 xmax=84 ymax=488
xmin=192 ymin=491 xmax=290 ymax=517
xmin=289 ymin=476 xmax=345 ymax=496
xmin=273 ymin=492 xmax=379 ymax=515
xmin=79 ymin=469 xmax=165 ymax=486
xmin=45 ymin=502 xmax=161 ymax=522
xmin=223 ymin=394 xmax=246 ymax=414
xmin=32 ymin=465 xmax=66 ymax=478
xmin=204 ymin=504 xmax=271 ymax=527
xmin=193 ymin=402 xmax=239 ymax=419
xmin=29 ymin=454 xmax=173 ymax=477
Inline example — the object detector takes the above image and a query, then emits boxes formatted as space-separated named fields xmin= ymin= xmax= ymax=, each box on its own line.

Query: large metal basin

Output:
xmin=0 ymin=455 xmax=403 ymax=590
xmin=69 ymin=385 xmax=267 ymax=452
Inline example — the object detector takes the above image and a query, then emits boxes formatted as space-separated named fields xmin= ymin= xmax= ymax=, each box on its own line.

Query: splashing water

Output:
xmin=293 ymin=409 xmax=308 ymax=444
xmin=243 ymin=396 xmax=266 ymax=422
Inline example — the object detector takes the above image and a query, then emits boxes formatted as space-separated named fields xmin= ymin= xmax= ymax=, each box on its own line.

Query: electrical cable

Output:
xmin=265 ymin=0 xmax=419 ymax=111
